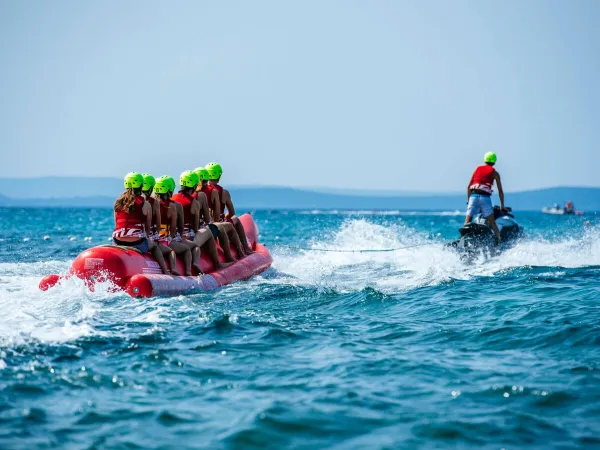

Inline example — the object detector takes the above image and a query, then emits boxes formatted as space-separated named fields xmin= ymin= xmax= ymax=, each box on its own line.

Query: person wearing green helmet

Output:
xmin=153 ymin=176 xmax=194 ymax=276
xmin=465 ymin=152 xmax=506 ymax=243
xmin=164 ymin=175 xmax=203 ymax=273
xmin=113 ymin=172 xmax=170 ymax=274
xmin=142 ymin=174 xmax=181 ymax=276
xmin=193 ymin=167 xmax=244 ymax=262
xmin=171 ymin=170 xmax=231 ymax=271
xmin=205 ymin=162 xmax=254 ymax=255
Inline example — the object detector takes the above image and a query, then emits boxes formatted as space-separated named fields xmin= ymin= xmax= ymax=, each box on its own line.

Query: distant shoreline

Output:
xmin=1 ymin=181 xmax=598 ymax=210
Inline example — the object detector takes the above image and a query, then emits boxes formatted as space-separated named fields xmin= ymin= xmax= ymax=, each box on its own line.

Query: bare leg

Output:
xmin=194 ymin=229 xmax=231 ymax=270
xmin=464 ymin=215 xmax=472 ymax=225
xmin=148 ymin=240 xmax=170 ymax=274
xmin=182 ymin=239 xmax=202 ymax=274
xmin=231 ymin=216 xmax=254 ymax=255
xmin=216 ymin=223 xmax=237 ymax=262
xmin=159 ymin=243 xmax=180 ymax=275
xmin=223 ymin=222 xmax=245 ymax=257
xmin=170 ymin=241 xmax=192 ymax=276
xmin=486 ymin=214 xmax=501 ymax=242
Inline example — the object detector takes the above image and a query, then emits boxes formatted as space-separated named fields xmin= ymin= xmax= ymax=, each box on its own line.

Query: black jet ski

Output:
xmin=449 ymin=207 xmax=523 ymax=259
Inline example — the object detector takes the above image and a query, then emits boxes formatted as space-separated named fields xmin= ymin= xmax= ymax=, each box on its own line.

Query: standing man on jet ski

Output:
xmin=465 ymin=152 xmax=505 ymax=244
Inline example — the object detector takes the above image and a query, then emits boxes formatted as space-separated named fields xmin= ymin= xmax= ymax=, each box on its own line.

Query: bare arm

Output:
xmin=197 ymin=192 xmax=212 ymax=224
xmin=211 ymin=190 xmax=221 ymax=222
xmin=467 ymin=172 xmax=474 ymax=201
xmin=223 ymin=189 xmax=235 ymax=218
xmin=153 ymin=201 xmax=161 ymax=234
xmin=191 ymin=200 xmax=200 ymax=232
xmin=142 ymin=201 xmax=152 ymax=236
xmin=494 ymin=171 xmax=505 ymax=209
xmin=169 ymin=203 xmax=178 ymax=238
xmin=175 ymin=203 xmax=185 ymax=235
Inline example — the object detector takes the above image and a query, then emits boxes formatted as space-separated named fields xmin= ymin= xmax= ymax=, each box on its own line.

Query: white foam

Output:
xmin=270 ymin=218 xmax=600 ymax=294
xmin=0 ymin=258 xmax=205 ymax=345
xmin=297 ymin=210 xmax=463 ymax=216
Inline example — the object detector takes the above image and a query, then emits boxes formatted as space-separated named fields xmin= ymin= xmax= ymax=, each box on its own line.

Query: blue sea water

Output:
xmin=0 ymin=207 xmax=599 ymax=449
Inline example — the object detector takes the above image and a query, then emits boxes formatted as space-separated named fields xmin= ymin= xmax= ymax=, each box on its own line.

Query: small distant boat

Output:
xmin=542 ymin=201 xmax=583 ymax=216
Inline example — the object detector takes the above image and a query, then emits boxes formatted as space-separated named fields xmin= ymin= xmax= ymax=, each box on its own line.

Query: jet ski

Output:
xmin=449 ymin=207 xmax=523 ymax=260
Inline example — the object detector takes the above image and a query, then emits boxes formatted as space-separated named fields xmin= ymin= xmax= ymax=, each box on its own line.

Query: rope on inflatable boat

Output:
xmin=271 ymin=242 xmax=435 ymax=253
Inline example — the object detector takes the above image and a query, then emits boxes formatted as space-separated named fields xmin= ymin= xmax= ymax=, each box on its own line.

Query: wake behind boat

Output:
xmin=449 ymin=207 xmax=523 ymax=260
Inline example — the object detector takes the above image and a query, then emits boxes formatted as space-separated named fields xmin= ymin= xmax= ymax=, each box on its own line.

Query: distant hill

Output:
xmin=0 ymin=179 xmax=598 ymax=211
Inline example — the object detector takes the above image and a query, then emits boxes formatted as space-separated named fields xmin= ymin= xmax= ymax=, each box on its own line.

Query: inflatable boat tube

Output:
xmin=39 ymin=214 xmax=272 ymax=298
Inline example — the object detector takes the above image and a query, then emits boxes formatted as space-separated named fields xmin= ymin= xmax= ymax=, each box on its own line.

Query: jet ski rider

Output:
xmin=465 ymin=152 xmax=506 ymax=244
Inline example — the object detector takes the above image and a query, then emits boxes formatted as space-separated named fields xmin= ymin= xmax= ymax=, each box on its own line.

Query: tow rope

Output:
xmin=269 ymin=242 xmax=436 ymax=253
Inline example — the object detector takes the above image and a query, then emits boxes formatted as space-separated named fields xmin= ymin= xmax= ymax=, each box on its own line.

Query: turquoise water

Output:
xmin=0 ymin=208 xmax=599 ymax=449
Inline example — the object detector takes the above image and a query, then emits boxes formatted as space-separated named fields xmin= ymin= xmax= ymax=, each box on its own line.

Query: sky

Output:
xmin=0 ymin=1 xmax=598 ymax=192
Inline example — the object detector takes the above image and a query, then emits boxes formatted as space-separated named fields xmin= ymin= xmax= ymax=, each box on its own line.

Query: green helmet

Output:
xmin=205 ymin=162 xmax=223 ymax=180
xmin=124 ymin=172 xmax=144 ymax=189
xmin=194 ymin=167 xmax=210 ymax=181
xmin=141 ymin=173 xmax=156 ymax=191
xmin=484 ymin=152 xmax=497 ymax=164
xmin=180 ymin=170 xmax=200 ymax=188
xmin=165 ymin=176 xmax=176 ymax=193
xmin=154 ymin=175 xmax=171 ymax=195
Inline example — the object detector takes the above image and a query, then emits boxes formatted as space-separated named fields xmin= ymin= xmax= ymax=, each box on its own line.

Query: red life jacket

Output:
xmin=171 ymin=191 xmax=194 ymax=232
xmin=210 ymin=183 xmax=226 ymax=220
xmin=144 ymin=194 xmax=158 ymax=233
xmin=113 ymin=194 xmax=146 ymax=238
xmin=469 ymin=165 xmax=496 ymax=195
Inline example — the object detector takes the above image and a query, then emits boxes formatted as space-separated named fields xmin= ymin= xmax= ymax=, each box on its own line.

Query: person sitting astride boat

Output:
xmin=194 ymin=167 xmax=245 ymax=261
xmin=141 ymin=174 xmax=180 ymax=276
xmin=153 ymin=176 xmax=194 ymax=276
xmin=171 ymin=170 xmax=231 ymax=271
xmin=205 ymin=162 xmax=254 ymax=255
xmin=113 ymin=172 xmax=170 ymax=274
xmin=565 ymin=201 xmax=574 ymax=214
xmin=163 ymin=176 xmax=203 ymax=274
xmin=465 ymin=152 xmax=506 ymax=244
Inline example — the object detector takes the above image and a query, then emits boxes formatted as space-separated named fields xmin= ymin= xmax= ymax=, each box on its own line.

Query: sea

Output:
xmin=0 ymin=207 xmax=598 ymax=449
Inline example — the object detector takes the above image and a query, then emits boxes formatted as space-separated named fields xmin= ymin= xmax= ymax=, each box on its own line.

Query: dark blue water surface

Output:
xmin=0 ymin=208 xmax=599 ymax=449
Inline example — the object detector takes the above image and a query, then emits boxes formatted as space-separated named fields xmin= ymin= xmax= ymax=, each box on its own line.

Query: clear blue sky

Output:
xmin=1 ymin=1 xmax=598 ymax=191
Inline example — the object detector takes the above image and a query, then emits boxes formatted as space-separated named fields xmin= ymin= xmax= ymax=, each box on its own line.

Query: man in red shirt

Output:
xmin=465 ymin=152 xmax=505 ymax=243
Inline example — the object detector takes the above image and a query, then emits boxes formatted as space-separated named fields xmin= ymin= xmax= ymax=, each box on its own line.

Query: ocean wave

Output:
xmin=297 ymin=210 xmax=463 ymax=216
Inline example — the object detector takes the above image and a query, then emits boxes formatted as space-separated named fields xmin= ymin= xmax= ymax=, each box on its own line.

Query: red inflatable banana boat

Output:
xmin=39 ymin=214 xmax=272 ymax=298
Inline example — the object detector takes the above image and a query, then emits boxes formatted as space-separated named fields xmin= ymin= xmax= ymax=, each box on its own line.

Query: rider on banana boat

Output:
xmin=205 ymin=162 xmax=254 ymax=255
xmin=112 ymin=172 xmax=169 ymax=274
xmin=153 ymin=176 xmax=194 ymax=276
xmin=465 ymin=152 xmax=506 ymax=244
xmin=141 ymin=174 xmax=180 ymax=276
xmin=171 ymin=170 xmax=231 ymax=271
xmin=193 ymin=167 xmax=245 ymax=262
xmin=164 ymin=176 xmax=203 ymax=274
